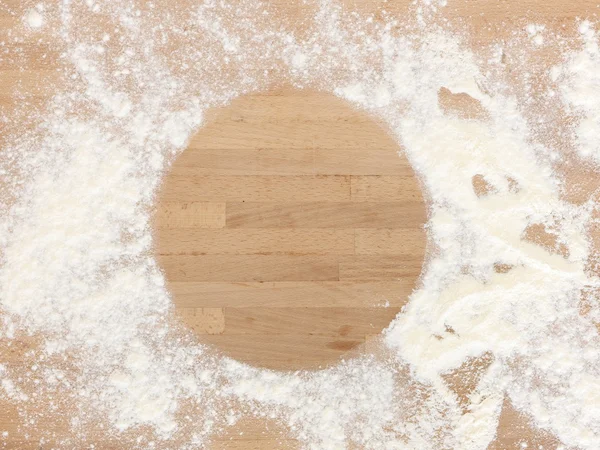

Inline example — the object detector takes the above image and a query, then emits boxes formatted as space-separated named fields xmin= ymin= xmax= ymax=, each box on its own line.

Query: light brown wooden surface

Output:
xmin=2 ymin=0 xmax=600 ymax=449
xmin=154 ymin=90 xmax=427 ymax=370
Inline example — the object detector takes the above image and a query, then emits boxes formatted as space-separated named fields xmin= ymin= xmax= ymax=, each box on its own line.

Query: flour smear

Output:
xmin=1 ymin=0 xmax=600 ymax=449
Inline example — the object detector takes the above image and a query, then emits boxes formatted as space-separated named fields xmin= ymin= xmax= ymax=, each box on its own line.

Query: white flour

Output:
xmin=560 ymin=22 xmax=600 ymax=162
xmin=1 ymin=0 xmax=600 ymax=449
xmin=24 ymin=8 xmax=44 ymax=29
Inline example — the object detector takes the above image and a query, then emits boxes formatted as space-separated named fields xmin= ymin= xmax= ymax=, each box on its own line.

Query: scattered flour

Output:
xmin=1 ymin=0 xmax=600 ymax=449
xmin=560 ymin=21 xmax=600 ymax=161
xmin=24 ymin=8 xmax=44 ymax=29
xmin=526 ymin=24 xmax=545 ymax=46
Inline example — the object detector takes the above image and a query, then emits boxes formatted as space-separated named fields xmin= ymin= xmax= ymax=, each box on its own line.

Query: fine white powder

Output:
xmin=560 ymin=22 xmax=600 ymax=162
xmin=1 ymin=0 xmax=600 ymax=449
xmin=24 ymin=8 xmax=44 ymax=29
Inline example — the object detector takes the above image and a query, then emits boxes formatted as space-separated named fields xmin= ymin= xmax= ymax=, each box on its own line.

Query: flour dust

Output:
xmin=0 ymin=0 xmax=600 ymax=449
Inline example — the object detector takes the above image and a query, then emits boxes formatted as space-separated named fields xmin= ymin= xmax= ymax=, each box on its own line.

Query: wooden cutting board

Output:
xmin=154 ymin=89 xmax=427 ymax=371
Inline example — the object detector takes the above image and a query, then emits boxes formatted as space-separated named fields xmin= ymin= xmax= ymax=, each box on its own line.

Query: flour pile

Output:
xmin=1 ymin=0 xmax=600 ymax=449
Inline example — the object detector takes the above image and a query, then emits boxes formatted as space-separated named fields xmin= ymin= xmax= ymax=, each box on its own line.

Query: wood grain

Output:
xmin=226 ymin=201 xmax=425 ymax=228
xmin=156 ymin=229 xmax=356 ymax=255
xmin=157 ymin=255 xmax=341 ymax=282
xmin=156 ymin=202 xmax=226 ymax=229
xmin=167 ymin=281 xmax=414 ymax=307
xmin=159 ymin=175 xmax=351 ymax=202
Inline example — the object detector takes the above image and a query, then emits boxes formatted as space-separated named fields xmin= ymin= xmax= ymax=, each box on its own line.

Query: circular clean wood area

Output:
xmin=153 ymin=90 xmax=427 ymax=370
